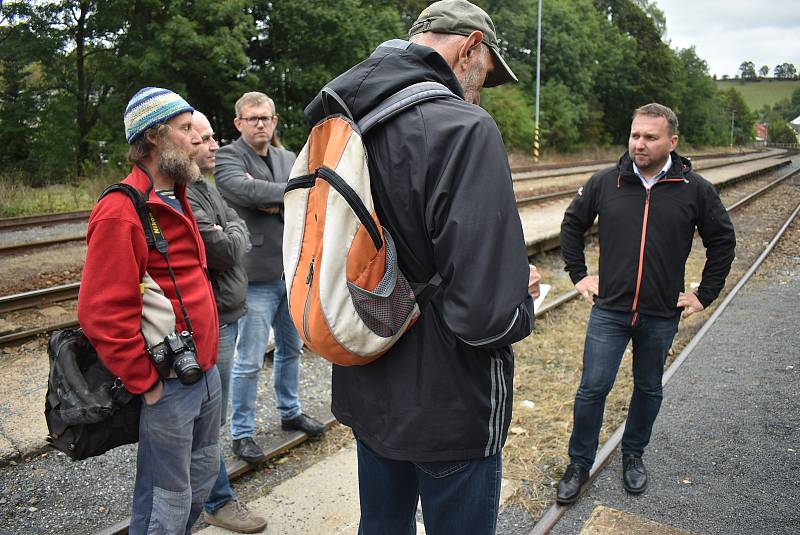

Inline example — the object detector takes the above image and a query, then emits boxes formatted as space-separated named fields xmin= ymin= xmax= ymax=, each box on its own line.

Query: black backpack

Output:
xmin=44 ymin=329 xmax=141 ymax=460
xmin=44 ymin=181 xmax=156 ymax=460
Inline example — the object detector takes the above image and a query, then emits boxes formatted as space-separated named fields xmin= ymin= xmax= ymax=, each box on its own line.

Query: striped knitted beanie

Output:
xmin=124 ymin=87 xmax=194 ymax=143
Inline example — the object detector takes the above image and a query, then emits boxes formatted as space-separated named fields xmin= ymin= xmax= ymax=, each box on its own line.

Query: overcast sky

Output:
xmin=655 ymin=0 xmax=800 ymax=78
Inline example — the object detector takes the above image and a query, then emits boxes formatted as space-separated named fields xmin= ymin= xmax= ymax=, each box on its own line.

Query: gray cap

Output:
xmin=408 ymin=0 xmax=517 ymax=87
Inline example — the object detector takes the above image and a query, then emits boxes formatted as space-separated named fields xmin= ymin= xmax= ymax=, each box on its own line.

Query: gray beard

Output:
xmin=158 ymin=146 xmax=200 ymax=185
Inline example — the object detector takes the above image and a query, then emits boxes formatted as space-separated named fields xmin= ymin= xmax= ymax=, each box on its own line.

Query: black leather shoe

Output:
xmin=281 ymin=413 xmax=325 ymax=437
xmin=556 ymin=463 xmax=590 ymax=504
xmin=622 ymin=454 xmax=648 ymax=493
xmin=232 ymin=437 xmax=266 ymax=464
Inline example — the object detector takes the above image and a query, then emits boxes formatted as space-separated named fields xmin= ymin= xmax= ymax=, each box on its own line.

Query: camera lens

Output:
xmin=174 ymin=354 xmax=203 ymax=385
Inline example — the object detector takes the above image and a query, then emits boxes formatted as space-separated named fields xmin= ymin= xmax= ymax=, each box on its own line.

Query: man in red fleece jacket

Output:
xmin=77 ymin=87 xmax=221 ymax=534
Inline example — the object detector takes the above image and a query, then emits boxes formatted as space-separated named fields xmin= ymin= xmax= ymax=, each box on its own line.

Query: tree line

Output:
xmin=738 ymin=61 xmax=798 ymax=80
xmin=1 ymin=0 xmax=756 ymax=186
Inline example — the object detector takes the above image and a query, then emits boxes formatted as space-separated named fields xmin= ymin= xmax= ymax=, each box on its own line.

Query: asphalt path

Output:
xmin=550 ymin=260 xmax=800 ymax=534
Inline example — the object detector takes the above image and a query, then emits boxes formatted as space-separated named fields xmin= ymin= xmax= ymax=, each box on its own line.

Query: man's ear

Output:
xmin=455 ymin=30 xmax=484 ymax=67
xmin=233 ymin=117 xmax=244 ymax=134
xmin=144 ymin=129 xmax=161 ymax=148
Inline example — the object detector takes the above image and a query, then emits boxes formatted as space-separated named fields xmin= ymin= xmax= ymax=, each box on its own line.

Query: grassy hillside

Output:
xmin=716 ymin=80 xmax=800 ymax=111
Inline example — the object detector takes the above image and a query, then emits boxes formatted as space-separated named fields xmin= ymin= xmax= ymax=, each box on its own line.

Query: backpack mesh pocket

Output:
xmin=347 ymin=230 xmax=416 ymax=337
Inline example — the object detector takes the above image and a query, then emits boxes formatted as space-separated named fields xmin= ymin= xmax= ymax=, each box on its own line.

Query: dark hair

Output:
xmin=126 ymin=123 xmax=170 ymax=164
xmin=633 ymin=103 xmax=679 ymax=135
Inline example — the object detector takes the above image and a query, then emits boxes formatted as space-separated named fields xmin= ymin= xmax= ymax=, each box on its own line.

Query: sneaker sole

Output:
xmin=202 ymin=514 xmax=267 ymax=534
xmin=623 ymin=480 xmax=647 ymax=494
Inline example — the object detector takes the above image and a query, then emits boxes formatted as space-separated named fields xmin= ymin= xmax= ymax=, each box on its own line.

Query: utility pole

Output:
xmin=533 ymin=0 xmax=542 ymax=162
xmin=730 ymin=109 xmax=735 ymax=148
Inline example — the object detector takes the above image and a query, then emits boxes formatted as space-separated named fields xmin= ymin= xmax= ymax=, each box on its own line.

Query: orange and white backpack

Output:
xmin=283 ymin=81 xmax=455 ymax=366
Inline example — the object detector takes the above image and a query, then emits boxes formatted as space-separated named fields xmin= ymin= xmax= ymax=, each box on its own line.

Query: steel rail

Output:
xmin=0 ymin=234 xmax=85 ymax=255
xmin=507 ymin=149 xmax=766 ymax=174
xmin=3 ymin=164 xmax=797 ymax=346
xmin=515 ymin=159 xmax=790 ymax=207
xmin=0 ymin=152 xmax=785 ymax=257
xmin=0 ymin=210 xmax=92 ymax=232
xmin=527 ymin=166 xmax=800 ymax=534
xmin=0 ymin=282 xmax=80 ymax=315
xmin=511 ymin=148 xmax=781 ymax=183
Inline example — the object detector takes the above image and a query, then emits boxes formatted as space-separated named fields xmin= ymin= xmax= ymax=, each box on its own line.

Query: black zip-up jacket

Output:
xmin=561 ymin=152 xmax=736 ymax=317
xmin=304 ymin=40 xmax=534 ymax=462
xmin=186 ymin=178 xmax=251 ymax=325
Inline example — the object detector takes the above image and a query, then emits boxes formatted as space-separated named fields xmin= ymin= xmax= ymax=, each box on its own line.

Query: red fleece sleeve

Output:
xmin=77 ymin=209 xmax=160 ymax=394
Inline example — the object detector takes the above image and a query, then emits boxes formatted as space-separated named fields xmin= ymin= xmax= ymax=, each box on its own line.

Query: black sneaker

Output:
xmin=281 ymin=413 xmax=325 ymax=437
xmin=622 ymin=454 xmax=648 ymax=493
xmin=232 ymin=437 xmax=266 ymax=464
xmin=556 ymin=463 xmax=590 ymax=505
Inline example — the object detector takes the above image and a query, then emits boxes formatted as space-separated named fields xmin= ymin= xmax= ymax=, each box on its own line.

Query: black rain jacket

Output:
xmin=304 ymin=40 xmax=534 ymax=462
xmin=560 ymin=152 xmax=736 ymax=317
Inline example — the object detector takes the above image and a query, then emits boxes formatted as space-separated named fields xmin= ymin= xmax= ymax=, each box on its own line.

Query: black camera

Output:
xmin=148 ymin=331 xmax=203 ymax=385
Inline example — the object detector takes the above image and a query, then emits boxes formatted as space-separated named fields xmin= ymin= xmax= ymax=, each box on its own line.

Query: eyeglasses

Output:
xmin=239 ymin=115 xmax=277 ymax=126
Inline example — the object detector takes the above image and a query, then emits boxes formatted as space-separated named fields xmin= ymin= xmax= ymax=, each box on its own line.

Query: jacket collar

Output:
xmin=618 ymin=151 xmax=692 ymax=184
xmin=123 ymin=163 xmax=189 ymax=207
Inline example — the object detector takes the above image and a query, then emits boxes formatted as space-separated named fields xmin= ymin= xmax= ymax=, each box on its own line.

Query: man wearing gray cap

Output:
xmin=303 ymin=1 xmax=539 ymax=533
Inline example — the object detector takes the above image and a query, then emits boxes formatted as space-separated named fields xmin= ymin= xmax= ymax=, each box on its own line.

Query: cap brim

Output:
xmin=485 ymin=44 xmax=517 ymax=87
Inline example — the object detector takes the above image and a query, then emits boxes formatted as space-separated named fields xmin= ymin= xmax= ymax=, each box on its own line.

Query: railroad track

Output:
xmin=90 ymin=164 xmax=800 ymax=535
xmin=1 ymin=159 xmax=795 ymax=347
xmin=0 ymin=210 xmax=91 ymax=232
xmin=0 ymin=151 xmax=790 ymax=260
xmin=516 ymin=159 xmax=791 ymax=208
xmin=0 ymin=150 xmax=779 ymax=257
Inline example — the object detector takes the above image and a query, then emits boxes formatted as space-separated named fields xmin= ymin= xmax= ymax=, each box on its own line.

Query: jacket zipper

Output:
xmin=316 ymin=166 xmax=383 ymax=251
xmin=303 ymin=257 xmax=315 ymax=342
xmin=630 ymin=177 xmax=685 ymax=326
xmin=631 ymin=188 xmax=651 ymax=326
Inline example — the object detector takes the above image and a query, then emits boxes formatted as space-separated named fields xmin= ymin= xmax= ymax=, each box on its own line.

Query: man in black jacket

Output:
xmin=303 ymin=1 xmax=539 ymax=533
xmin=556 ymin=103 xmax=736 ymax=504
xmin=187 ymin=111 xmax=267 ymax=533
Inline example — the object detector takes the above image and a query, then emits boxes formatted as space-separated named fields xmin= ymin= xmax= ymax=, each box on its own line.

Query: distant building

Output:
xmin=755 ymin=123 xmax=768 ymax=143
xmin=791 ymin=115 xmax=800 ymax=134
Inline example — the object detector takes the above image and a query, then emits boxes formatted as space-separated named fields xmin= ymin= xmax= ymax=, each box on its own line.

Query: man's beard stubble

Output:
xmin=461 ymin=51 xmax=486 ymax=105
xmin=158 ymin=140 xmax=201 ymax=185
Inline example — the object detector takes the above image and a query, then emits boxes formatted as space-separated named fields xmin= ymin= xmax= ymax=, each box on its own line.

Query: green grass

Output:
xmin=0 ymin=170 xmax=117 ymax=218
xmin=716 ymin=80 xmax=800 ymax=111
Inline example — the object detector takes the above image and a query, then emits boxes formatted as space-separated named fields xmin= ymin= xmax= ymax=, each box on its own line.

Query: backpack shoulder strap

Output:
xmin=357 ymin=81 xmax=459 ymax=136
xmin=99 ymin=183 xmax=166 ymax=253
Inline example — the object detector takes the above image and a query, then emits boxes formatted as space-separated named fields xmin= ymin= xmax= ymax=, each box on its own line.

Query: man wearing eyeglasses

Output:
xmin=216 ymin=92 xmax=326 ymax=465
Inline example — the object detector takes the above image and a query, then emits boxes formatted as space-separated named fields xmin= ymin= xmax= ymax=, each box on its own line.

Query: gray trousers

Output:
xmin=130 ymin=366 xmax=221 ymax=535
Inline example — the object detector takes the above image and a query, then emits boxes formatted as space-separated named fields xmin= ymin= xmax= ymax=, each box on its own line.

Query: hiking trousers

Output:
xmin=130 ymin=366 xmax=221 ymax=535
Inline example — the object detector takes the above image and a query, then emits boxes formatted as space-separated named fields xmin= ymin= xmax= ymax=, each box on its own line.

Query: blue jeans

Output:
xmin=230 ymin=281 xmax=303 ymax=439
xmin=130 ymin=367 xmax=221 ymax=535
xmin=568 ymin=307 xmax=679 ymax=469
xmin=204 ymin=322 xmax=239 ymax=514
xmin=216 ymin=321 xmax=238 ymax=427
xmin=356 ymin=439 xmax=502 ymax=535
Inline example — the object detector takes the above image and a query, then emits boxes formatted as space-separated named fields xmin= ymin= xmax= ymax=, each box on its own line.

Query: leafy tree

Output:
xmin=246 ymin=0 xmax=404 ymax=149
xmin=773 ymin=63 xmax=796 ymax=79
xmin=770 ymin=88 xmax=800 ymax=122
xmin=764 ymin=114 xmax=798 ymax=144
xmin=759 ymin=65 xmax=770 ymax=78
xmin=481 ymin=84 xmax=534 ymax=150
xmin=675 ymin=47 xmax=727 ymax=146
xmin=719 ymin=87 xmax=755 ymax=145
xmin=593 ymin=0 xmax=680 ymax=144
xmin=739 ymin=61 xmax=756 ymax=80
